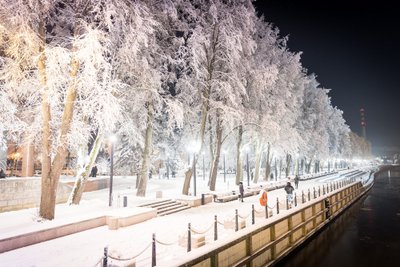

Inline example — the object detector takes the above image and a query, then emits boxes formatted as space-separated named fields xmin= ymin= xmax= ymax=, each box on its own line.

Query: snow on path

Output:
xmin=0 ymin=170 xmax=369 ymax=267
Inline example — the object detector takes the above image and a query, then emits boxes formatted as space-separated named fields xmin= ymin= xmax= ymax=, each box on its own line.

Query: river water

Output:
xmin=277 ymin=173 xmax=400 ymax=267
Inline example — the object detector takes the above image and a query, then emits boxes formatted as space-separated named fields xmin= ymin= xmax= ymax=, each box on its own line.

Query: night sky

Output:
xmin=253 ymin=0 xmax=400 ymax=155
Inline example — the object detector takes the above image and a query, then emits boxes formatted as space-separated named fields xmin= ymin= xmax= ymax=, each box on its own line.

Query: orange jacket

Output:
xmin=259 ymin=190 xmax=268 ymax=206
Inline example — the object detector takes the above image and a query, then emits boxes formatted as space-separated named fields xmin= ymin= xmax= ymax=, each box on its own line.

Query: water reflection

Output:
xmin=276 ymin=175 xmax=400 ymax=267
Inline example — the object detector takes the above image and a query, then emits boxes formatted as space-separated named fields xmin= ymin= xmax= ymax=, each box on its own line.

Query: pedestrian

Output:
xmin=238 ymin=182 xmax=244 ymax=202
xmin=0 ymin=168 xmax=6 ymax=179
xmin=294 ymin=175 xmax=300 ymax=189
xmin=89 ymin=164 xmax=98 ymax=177
xmin=284 ymin=182 xmax=295 ymax=208
xmin=259 ymin=187 xmax=268 ymax=207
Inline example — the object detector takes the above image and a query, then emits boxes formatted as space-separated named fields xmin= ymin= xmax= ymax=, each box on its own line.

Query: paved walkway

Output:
xmin=0 ymin=169 xmax=369 ymax=267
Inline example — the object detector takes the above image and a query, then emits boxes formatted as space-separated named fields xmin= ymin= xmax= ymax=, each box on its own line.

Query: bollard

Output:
xmin=103 ymin=247 xmax=108 ymax=267
xmin=302 ymin=191 xmax=305 ymax=203
xmin=323 ymin=185 xmax=325 ymax=195
xmin=265 ymin=204 xmax=269 ymax=218
xmin=308 ymin=189 xmax=310 ymax=201
xmin=294 ymin=193 xmax=297 ymax=207
xmin=252 ymin=205 xmax=255 ymax=225
xmin=276 ymin=198 xmax=280 ymax=214
xmin=187 ymin=223 xmax=191 ymax=252
xmin=123 ymin=196 xmax=128 ymax=207
xmin=313 ymin=187 xmax=316 ymax=199
xmin=201 ymin=194 xmax=205 ymax=205
xmin=286 ymin=197 xmax=289 ymax=210
xmin=214 ymin=215 xmax=218 ymax=241
xmin=235 ymin=209 xmax=239 ymax=232
xmin=318 ymin=186 xmax=321 ymax=197
xmin=152 ymin=233 xmax=156 ymax=267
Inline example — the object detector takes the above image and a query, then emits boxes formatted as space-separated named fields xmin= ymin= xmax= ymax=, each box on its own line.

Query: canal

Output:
xmin=277 ymin=172 xmax=400 ymax=267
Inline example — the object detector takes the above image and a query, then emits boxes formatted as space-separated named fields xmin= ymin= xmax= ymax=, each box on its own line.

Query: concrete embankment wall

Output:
xmin=169 ymin=181 xmax=370 ymax=267
xmin=0 ymin=178 xmax=71 ymax=212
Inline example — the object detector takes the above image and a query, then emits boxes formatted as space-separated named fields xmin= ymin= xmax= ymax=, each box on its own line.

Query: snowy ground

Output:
xmin=0 ymin=170 xmax=371 ymax=267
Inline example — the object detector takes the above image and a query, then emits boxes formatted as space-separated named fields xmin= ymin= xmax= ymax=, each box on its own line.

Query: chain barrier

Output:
xmin=191 ymin=222 xmax=214 ymax=234
xmin=107 ymin=242 xmax=152 ymax=261
xmin=92 ymin=256 xmax=103 ymax=267
xmin=155 ymin=237 xmax=178 ymax=246
xmin=238 ymin=211 xmax=251 ymax=219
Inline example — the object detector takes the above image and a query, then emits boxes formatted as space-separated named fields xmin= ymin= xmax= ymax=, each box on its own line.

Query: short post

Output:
xmin=252 ymin=204 xmax=255 ymax=225
xmin=308 ymin=189 xmax=311 ymax=201
xmin=286 ymin=197 xmax=289 ymax=210
xmin=214 ymin=215 xmax=218 ymax=241
xmin=152 ymin=233 xmax=156 ymax=267
xmin=302 ymin=190 xmax=305 ymax=203
xmin=313 ymin=187 xmax=316 ymax=199
xmin=294 ymin=193 xmax=297 ymax=207
xmin=276 ymin=198 xmax=280 ymax=214
xmin=187 ymin=223 xmax=191 ymax=252
xmin=265 ymin=204 xmax=269 ymax=218
xmin=102 ymin=247 xmax=108 ymax=267
xmin=201 ymin=194 xmax=205 ymax=205
xmin=318 ymin=186 xmax=321 ymax=197
xmin=323 ymin=185 xmax=326 ymax=195
xmin=235 ymin=209 xmax=239 ymax=232
xmin=123 ymin=196 xmax=128 ymax=207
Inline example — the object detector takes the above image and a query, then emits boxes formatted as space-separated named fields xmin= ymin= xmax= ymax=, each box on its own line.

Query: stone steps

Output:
xmin=139 ymin=199 xmax=190 ymax=216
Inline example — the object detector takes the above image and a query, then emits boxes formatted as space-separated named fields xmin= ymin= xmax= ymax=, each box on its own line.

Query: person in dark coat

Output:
xmin=238 ymin=182 xmax=244 ymax=202
xmin=0 ymin=168 xmax=6 ymax=178
xmin=284 ymin=182 xmax=295 ymax=207
xmin=90 ymin=165 xmax=98 ymax=177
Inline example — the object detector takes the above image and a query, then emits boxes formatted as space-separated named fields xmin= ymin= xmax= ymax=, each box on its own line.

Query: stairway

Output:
xmin=139 ymin=199 xmax=190 ymax=216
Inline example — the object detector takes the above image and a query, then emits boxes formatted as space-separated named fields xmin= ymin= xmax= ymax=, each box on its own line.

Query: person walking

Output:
xmin=294 ymin=175 xmax=300 ymax=189
xmin=238 ymin=182 xmax=244 ymax=202
xmin=89 ymin=164 xmax=98 ymax=177
xmin=284 ymin=182 xmax=295 ymax=208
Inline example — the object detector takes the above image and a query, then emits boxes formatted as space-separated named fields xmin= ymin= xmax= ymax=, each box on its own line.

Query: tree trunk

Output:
xmin=182 ymin=87 xmax=210 ymax=194
xmin=285 ymin=153 xmax=291 ymax=177
xmin=235 ymin=126 xmax=243 ymax=185
xmin=264 ymin=144 xmax=271 ymax=180
xmin=137 ymin=100 xmax=154 ymax=197
xmin=68 ymin=133 xmax=103 ymax=204
xmin=209 ymin=112 xmax=223 ymax=191
xmin=253 ymin=144 xmax=262 ymax=183
xmin=39 ymin=18 xmax=80 ymax=219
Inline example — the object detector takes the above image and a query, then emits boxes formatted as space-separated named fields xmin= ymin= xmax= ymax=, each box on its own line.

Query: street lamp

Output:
xmin=109 ymin=135 xmax=117 ymax=207
xmin=244 ymin=146 xmax=250 ymax=186
xmin=223 ymin=150 xmax=226 ymax=183
xmin=166 ymin=153 xmax=170 ymax=180
xmin=246 ymin=151 xmax=250 ymax=186
xmin=188 ymin=141 xmax=201 ymax=196
xmin=202 ymin=152 xmax=205 ymax=181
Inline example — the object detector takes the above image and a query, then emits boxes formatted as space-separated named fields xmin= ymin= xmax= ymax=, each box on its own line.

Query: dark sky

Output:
xmin=253 ymin=0 xmax=400 ymax=155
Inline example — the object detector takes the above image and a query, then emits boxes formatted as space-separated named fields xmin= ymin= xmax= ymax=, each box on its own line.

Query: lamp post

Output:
xmin=189 ymin=141 xmax=201 ymax=196
xmin=246 ymin=152 xmax=250 ymax=186
xmin=166 ymin=153 xmax=170 ymax=180
xmin=109 ymin=135 xmax=117 ymax=207
xmin=202 ymin=152 xmax=205 ymax=181
xmin=193 ymin=153 xmax=197 ymax=196
xmin=223 ymin=151 xmax=226 ymax=183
